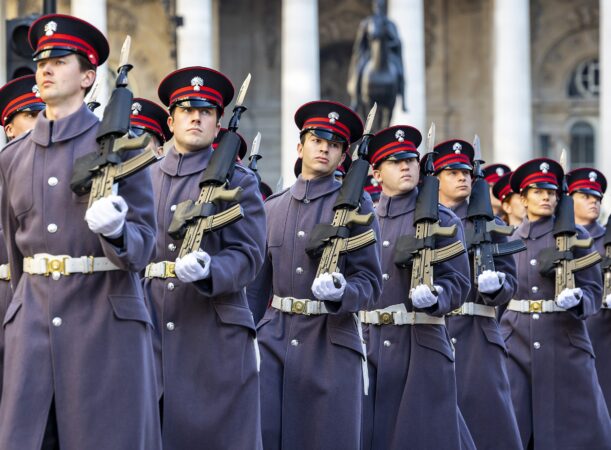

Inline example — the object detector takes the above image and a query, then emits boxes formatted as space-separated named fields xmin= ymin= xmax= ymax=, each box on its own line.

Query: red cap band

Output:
xmin=169 ymin=85 xmax=224 ymax=108
xmin=434 ymin=152 xmax=472 ymax=170
xmin=568 ymin=179 xmax=602 ymax=194
xmin=303 ymin=117 xmax=350 ymax=142
xmin=370 ymin=141 xmax=418 ymax=166
xmin=2 ymin=92 xmax=43 ymax=126
xmin=520 ymin=172 xmax=558 ymax=190
xmin=37 ymin=33 xmax=99 ymax=65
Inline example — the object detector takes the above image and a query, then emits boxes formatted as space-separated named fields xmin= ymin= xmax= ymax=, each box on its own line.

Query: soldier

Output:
xmin=566 ymin=168 xmax=611 ymax=410
xmin=0 ymin=74 xmax=45 ymax=399
xmin=501 ymin=159 xmax=611 ymax=449
xmin=247 ymin=100 xmax=382 ymax=450
xmin=493 ymin=171 xmax=526 ymax=227
xmin=359 ymin=126 xmax=474 ymax=449
xmin=129 ymin=97 xmax=172 ymax=150
xmin=143 ymin=67 xmax=266 ymax=450
xmin=434 ymin=141 xmax=522 ymax=450
xmin=0 ymin=14 xmax=161 ymax=449
xmin=483 ymin=163 xmax=510 ymax=216
xmin=364 ymin=174 xmax=382 ymax=206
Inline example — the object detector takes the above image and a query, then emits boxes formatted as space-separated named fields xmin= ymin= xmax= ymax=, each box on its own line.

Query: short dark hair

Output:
xmin=76 ymin=54 xmax=97 ymax=96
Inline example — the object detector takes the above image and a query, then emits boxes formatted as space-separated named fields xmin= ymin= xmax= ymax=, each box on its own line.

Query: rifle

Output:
xmin=70 ymin=36 xmax=160 ymax=208
xmin=539 ymin=150 xmax=601 ymax=296
xmin=602 ymin=215 xmax=611 ymax=299
xmin=305 ymin=104 xmax=378 ymax=286
xmin=465 ymin=135 xmax=525 ymax=286
xmin=394 ymin=122 xmax=465 ymax=293
xmin=168 ymin=74 xmax=252 ymax=258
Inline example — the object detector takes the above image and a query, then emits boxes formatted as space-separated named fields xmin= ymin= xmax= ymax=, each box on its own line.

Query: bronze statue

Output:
xmin=347 ymin=0 xmax=406 ymax=130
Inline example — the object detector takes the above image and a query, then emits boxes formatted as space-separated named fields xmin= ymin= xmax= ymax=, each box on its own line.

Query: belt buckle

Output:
xmin=44 ymin=256 xmax=69 ymax=276
xmin=529 ymin=300 xmax=543 ymax=313
xmin=291 ymin=299 xmax=307 ymax=314
xmin=378 ymin=311 xmax=394 ymax=325
xmin=164 ymin=262 xmax=176 ymax=278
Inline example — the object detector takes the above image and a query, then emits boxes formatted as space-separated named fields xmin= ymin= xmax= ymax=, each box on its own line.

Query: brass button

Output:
xmin=380 ymin=312 xmax=393 ymax=324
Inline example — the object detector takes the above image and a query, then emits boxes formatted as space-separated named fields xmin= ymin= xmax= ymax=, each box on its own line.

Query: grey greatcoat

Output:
xmin=143 ymin=147 xmax=266 ymax=450
xmin=500 ymin=216 xmax=611 ymax=449
xmin=584 ymin=221 xmax=611 ymax=412
xmin=0 ymin=104 xmax=161 ymax=450
xmin=361 ymin=190 xmax=475 ymax=450
xmin=0 ymin=228 xmax=11 ymax=398
xmin=446 ymin=200 xmax=522 ymax=450
xmin=247 ymin=174 xmax=383 ymax=450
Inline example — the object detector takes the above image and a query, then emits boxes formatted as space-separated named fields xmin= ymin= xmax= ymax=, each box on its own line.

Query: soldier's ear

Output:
xmin=372 ymin=168 xmax=382 ymax=184
xmin=297 ymin=142 xmax=303 ymax=158
xmin=4 ymin=123 xmax=14 ymax=140
xmin=167 ymin=115 xmax=174 ymax=133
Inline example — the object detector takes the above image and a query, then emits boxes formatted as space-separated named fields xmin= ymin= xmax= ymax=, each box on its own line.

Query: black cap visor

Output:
xmin=439 ymin=162 xmax=473 ymax=173
xmin=33 ymin=47 xmax=82 ymax=62
xmin=523 ymin=182 xmax=558 ymax=192
xmin=572 ymin=188 xmax=603 ymax=199
xmin=302 ymin=128 xmax=346 ymax=144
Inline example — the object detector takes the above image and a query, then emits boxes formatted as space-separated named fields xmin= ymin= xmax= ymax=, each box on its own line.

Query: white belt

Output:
xmin=507 ymin=299 xmax=566 ymax=314
xmin=271 ymin=295 xmax=329 ymax=315
xmin=359 ymin=303 xmax=445 ymax=325
xmin=0 ymin=263 xmax=10 ymax=281
xmin=447 ymin=302 xmax=497 ymax=318
xmin=23 ymin=253 xmax=119 ymax=279
xmin=145 ymin=261 xmax=176 ymax=278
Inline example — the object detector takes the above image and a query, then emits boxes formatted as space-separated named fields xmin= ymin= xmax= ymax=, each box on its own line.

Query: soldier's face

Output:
xmin=572 ymin=192 xmax=601 ymax=224
xmin=35 ymin=54 xmax=95 ymax=106
xmin=437 ymin=169 xmax=472 ymax=204
xmin=4 ymin=110 xmax=40 ymax=140
xmin=168 ymin=106 xmax=220 ymax=153
xmin=521 ymin=188 xmax=557 ymax=220
xmin=297 ymin=132 xmax=344 ymax=180
xmin=501 ymin=194 xmax=526 ymax=226
xmin=373 ymin=157 xmax=419 ymax=196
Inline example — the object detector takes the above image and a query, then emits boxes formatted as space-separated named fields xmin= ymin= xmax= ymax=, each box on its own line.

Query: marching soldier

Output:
xmin=483 ymin=163 xmax=510 ymax=216
xmin=129 ymin=97 xmax=172 ymax=149
xmin=360 ymin=126 xmax=474 ymax=449
xmin=434 ymin=141 xmax=522 ymax=450
xmin=501 ymin=159 xmax=611 ymax=449
xmin=0 ymin=14 xmax=162 ymax=449
xmin=247 ymin=101 xmax=382 ymax=450
xmin=0 ymin=75 xmax=45 ymax=399
xmin=143 ymin=67 xmax=266 ymax=450
xmin=565 ymin=168 xmax=611 ymax=410
xmin=493 ymin=171 xmax=526 ymax=227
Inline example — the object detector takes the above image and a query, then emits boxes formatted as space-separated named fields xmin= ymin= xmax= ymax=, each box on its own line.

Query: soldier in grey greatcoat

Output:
xmin=501 ymin=158 xmax=611 ymax=449
xmin=0 ymin=14 xmax=161 ymax=450
xmin=435 ymin=141 xmax=522 ymax=450
xmin=359 ymin=126 xmax=475 ymax=450
xmin=247 ymin=100 xmax=382 ymax=450
xmin=143 ymin=67 xmax=266 ymax=450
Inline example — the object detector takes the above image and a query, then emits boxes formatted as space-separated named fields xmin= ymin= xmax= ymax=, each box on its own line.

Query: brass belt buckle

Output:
xmin=379 ymin=311 xmax=393 ymax=325
xmin=529 ymin=300 xmax=543 ymax=313
xmin=164 ymin=262 xmax=176 ymax=278
xmin=291 ymin=300 xmax=307 ymax=314
xmin=45 ymin=256 xmax=69 ymax=276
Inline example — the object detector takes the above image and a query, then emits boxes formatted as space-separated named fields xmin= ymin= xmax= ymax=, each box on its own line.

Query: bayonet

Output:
xmin=86 ymin=79 xmax=101 ymax=112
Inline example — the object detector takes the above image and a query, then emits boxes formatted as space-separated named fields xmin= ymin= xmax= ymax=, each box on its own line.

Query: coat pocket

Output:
xmin=3 ymin=298 xmax=22 ymax=327
xmin=213 ymin=302 xmax=256 ymax=335
xmin=480 ymin=322 xmax=508 ymax=355
xmin=567 ymin=331 xmax=595 ymax=358
xmin=414 ymin=326 xmax=455 ymax=362
xmin=329 ymin=326 xmax=366 ymax=358
xmin=108 ymin=295 xmax=153 ymax=326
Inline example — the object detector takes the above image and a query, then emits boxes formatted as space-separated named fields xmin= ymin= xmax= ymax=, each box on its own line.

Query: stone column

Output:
xmin=600 ymin=0 xmax=611 ymax=216
xmin=492 ymin=0 xmax=532 ymax=168
xmin=281 ymin=0 xmax=320 ymax=187
xmin=71 ymin=0 xmax=109 ymax=116
xmin=176 ymin=0 xmax=217 ymax=68
xmin=388 ymin=0 xmax=426 ymax=134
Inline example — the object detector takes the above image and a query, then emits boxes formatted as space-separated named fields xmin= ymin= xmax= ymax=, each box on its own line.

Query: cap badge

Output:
xmin=395 ymin=129 xmax=405 ymax=142
xmin=191 ymin=77 xmax=204 ymax=92
xmin=453 ymin=142 xmax=462 ymax=153
xmin=589 ymin=171 xmax=598 ymax=182
xmin=328 ymin=111 xmax=339 ymax=124
xmin=540 ymin=162 xmax=549 ymax=174
xmin=44 ymin=21 xmax=57 ymax=36
xmin=32 ymin=85 xmax=40 ymax=98
xmin=131 ymin=102 xmax=142 ymax=115
xmin=496 ymin=167 xmax=505 ymax=176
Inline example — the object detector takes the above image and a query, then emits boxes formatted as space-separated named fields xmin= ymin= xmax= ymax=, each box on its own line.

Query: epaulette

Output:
xmin=264 ymin=186 xmax=290 ymax=203
xmin=0 ymin=129 xmax=31 ymax=154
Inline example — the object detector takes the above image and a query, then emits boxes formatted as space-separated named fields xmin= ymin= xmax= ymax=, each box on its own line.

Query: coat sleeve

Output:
xmin=0 ymin=161 xmax=24 ymax=291
xmin=246 ymin=249 xmax=273 ymax=324
xmin=194 ymin=169 xmax=267 ymax=297
xmin=98 ymin=158 xmax=157 ymax=272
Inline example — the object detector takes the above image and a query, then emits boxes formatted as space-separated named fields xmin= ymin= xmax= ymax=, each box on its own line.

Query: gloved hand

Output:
xmin=311 ymin=272 xmax=346 ymax=301
xmin=605 ymin=293 xmax=611 ymax=308
xmin=174 ymin=250 xmax=211 ymax=283
xmin=85 ymin=195 xmax=128 ymax=238
xmin=410 ymin=284 xmax=443 ymax=309
xmin=556 ymin=287 xmax=583 ymax=309
xmin=478 ymin=270 xmax=506 ymax=294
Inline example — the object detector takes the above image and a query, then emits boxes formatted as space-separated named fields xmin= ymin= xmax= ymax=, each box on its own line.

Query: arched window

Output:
xmin=568 ymin=58 xmax=599 ymax=98
xmin=570 ymin=121 xmax=595 ymax=167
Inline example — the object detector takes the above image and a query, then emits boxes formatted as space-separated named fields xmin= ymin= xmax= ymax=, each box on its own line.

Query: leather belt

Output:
xmin=145 ymin=261 xmax=176 ymax=278
xmin=507 ymin=299 xmax=566 ymax=313
xmin=23 ymin=253 xmax=119 ymax=279
xmin=447 ymin=302 xmax=497 ymax=318
xmin=359 ymin=304 xmax=445 ymax=325
xmin=0 ymin=263 xmax=10 ymax=281
xmin=271 ymin=295 xmax=329 ymax=315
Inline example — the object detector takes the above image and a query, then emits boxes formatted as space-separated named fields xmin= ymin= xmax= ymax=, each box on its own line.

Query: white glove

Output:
xmin=410 ymin=284 xmax=443 ymax=309
xmin=85 ymin=195 xmax=128 ymax=238
xmin=605 ymin=293 xmax=611 ymax=308
xmin=311 ymin=272 xmax=346 ymax=301
xmin=556 ymin=287 xmax=583 ymax=309
xmin=478 ymin=270 xmax=506 ymax=294
xmin=174 ymin=250 xmax=211 ymax=283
